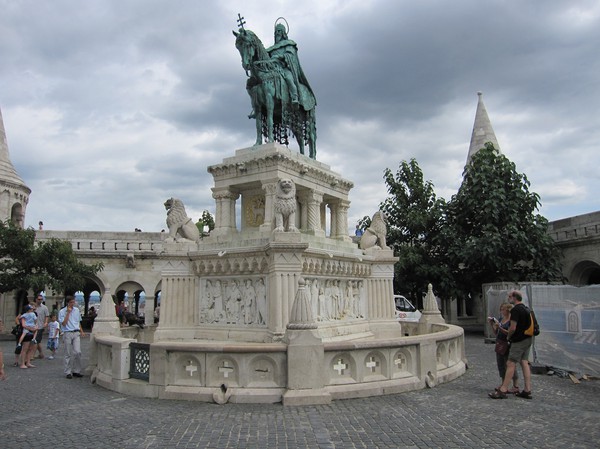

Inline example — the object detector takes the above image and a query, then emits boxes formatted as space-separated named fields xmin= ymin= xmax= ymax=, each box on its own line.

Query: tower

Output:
xmin=0 ymin=106 xmax=31 ymax=227
xmin=466 ymin=92 xmax=501 ymax=166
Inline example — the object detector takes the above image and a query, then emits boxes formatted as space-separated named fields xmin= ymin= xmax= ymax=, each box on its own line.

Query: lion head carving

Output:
xmin=273 ymin=179 xmax=298 ymax=233
xmin=164 ymin=197 xmax=200 ymax=242
xmin=359 ymin=211 xmax=389 ymax=251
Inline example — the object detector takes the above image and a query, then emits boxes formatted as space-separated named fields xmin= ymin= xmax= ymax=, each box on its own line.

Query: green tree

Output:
xmin=356 ymin=215 xmax=371 ymax=231
xmin=380 ymin=159 xmax=448 ymax=307
xmin=0 ymin=221 xmax=104 ymax=295
xmin=195 ymin=210 xmax=216 ymax=236
xmin=443 ymin=143 xmax=563 ymax=303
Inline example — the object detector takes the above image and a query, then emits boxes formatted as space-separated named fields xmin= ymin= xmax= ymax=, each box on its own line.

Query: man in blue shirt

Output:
xmin=58 ymin=296 xmax=86 ymax=379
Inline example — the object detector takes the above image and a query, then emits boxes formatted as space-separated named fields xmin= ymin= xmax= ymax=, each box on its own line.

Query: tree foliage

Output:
xmin=378 ymin=146 xmax=563 ymax=306
xmin=0 ymin=221 xmax=104 ymax=294
xmin=442 ymin=143 xmax=563 ymax=296
xmin=196 ymin=210 xmax=216 ymax=235
xmin=380 ymin=159 xmax=448 ymax=305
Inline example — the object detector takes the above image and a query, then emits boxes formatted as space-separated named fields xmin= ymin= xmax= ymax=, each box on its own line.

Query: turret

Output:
xmin=0 ymin=106 xmax=31 ymax=227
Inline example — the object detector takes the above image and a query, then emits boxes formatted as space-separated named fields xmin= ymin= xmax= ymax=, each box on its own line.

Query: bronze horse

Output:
xmin=234 ymin=28 xmax=317 ymax=159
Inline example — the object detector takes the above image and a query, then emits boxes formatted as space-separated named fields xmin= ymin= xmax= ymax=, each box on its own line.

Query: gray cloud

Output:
xmin=1 ymin=0 xmax=599 ymax=232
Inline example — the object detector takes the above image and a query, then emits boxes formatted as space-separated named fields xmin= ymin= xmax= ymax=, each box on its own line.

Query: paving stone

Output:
xmin=1 ymin=331 xmax=598 ymax=448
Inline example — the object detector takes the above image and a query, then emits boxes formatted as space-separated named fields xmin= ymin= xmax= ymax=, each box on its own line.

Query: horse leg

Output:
xmin=249 ymin=89 xmax=262 ymax=146
xmin=254 ymin=112 xmax=263 ymax=146
xmin=308 ymin=112 xmax=317 ymax=159
xmin=293 ymin=123 xmax=305 ymax=155
xmin=265 ymin=86 xmax=275 ymax=143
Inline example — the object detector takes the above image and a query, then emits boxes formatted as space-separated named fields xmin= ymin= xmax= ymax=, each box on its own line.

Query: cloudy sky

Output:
xmin=1 ymin=0 xmax=599 ymax=232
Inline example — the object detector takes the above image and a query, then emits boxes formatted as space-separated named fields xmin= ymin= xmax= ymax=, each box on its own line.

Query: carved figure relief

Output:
xmin=273 ymin=179 xmax=298 ymax=232
xmin=245 ymin=195 xmax=265 ymax=227
xmin=304 ymin=278 xmax=365 ymax=322
xmin=164 ymin=197 xmax=201 ymax=242
xmin=200 ymin=278 xmax=267 ymax=326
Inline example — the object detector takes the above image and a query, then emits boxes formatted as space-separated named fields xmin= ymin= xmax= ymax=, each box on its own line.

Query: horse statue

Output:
xmin=233 ymin=19 xmax=317 ymax=159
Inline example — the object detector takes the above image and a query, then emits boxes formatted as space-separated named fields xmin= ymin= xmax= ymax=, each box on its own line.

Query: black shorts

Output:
xmin=34 ymin=329 xmax=45 ymax=343
xmin=22 ymin=333 xmax=34 ymax=342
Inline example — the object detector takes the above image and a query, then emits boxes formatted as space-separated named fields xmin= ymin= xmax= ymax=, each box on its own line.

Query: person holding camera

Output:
xmin=489 ymin=302 xmax=519 ymax=394
xmin=489 ymin=290 xmax=533 ymax=399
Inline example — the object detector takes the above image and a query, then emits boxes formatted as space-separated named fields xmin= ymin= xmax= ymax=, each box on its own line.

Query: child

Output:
xmin=46 ymin=313 xmax=60 ymax=359
xmin=15 ymin=304 xmax=38 ymax=353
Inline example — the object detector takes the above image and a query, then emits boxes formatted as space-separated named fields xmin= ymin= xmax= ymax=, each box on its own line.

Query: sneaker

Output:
xmin=72 ymin=372 xmax=83 ymax=378
xmin=48 ymin=356 xmax=55 ymax=360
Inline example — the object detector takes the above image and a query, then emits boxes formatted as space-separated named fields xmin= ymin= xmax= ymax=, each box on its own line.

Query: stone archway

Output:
xmin=10 ymin=202 xmax=24 ymax=228
xmin=569 ymin=260 xmax=600 ymax=286
xmin=116 ymin=281 xmax=145 ymax=316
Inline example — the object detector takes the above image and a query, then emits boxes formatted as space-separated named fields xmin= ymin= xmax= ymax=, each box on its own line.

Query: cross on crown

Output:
xmin=237 ymin=13 xmax=246 ymax=31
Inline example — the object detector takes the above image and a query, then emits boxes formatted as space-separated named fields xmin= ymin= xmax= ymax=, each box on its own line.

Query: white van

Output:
xmin=394 ymin=295 xmax=422 ymax=322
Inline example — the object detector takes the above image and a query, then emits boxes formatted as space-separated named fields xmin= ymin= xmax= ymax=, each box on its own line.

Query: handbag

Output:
xmin=495 ymin=339 xmax=509 ymax=355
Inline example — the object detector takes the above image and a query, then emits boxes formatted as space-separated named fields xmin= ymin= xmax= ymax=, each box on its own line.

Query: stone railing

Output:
xmin=90 ymin=323 xmax=465 ymax=404
xmin=548 ymin=213 xmax=600 ymax=243
xmin=34 ymin=230 xmax=165 ymax=254
xmin=548 ymin=224 xmax=600 ymax=242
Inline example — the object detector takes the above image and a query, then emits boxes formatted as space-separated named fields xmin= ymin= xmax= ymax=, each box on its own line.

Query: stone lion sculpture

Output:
xmin=359 ymin=211 xmax=389 ymax=250
xmin=164 ymin=197 xmax=201 ymax=242
xmin=273 ymin=179 xmax=298 ymax=232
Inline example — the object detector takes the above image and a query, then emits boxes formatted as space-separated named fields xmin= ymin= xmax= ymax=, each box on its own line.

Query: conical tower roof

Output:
xmin=0 ymin=107 xmax=28 ymax=187
xmin=466 ymin=92 xmax=501 ymax=165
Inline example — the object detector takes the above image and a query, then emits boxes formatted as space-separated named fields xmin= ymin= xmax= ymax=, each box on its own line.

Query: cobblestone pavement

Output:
xmin=1 ymin=331 xmax=598 ymax=449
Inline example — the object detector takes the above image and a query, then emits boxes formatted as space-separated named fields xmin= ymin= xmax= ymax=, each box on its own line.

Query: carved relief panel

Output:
xmin=304 ymin=277 xmax=365 ymax=322
xmin=199 ymin=277 xmax=267 ymax=326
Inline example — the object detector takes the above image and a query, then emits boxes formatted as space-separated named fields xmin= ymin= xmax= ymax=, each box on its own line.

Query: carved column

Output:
xmin=266 ymin=242 xmax=308 ymax=338
xmin=320 ymin=203 xmax=327 ymax=233
xmin=144 ymin=296 xmax=155 ymax=326
xmin=306 ymin=191 xmax=325 ymax=237
xmin=298 ymin=192 xmax=309 ymax=230
xmin=366 ymin=265 xmax=396 ymax=320
xmin=327 ymin=203 xmax=336 ymax=238
xmin=159 ymin=274 xmax=197 ymax=328
xmin=260 ymin=182 xmax=278 ymax=232
xmin=212 ymin=188 xmax=239 ymax=236
xmin=334 ymin=200 xmax=351 ymax=242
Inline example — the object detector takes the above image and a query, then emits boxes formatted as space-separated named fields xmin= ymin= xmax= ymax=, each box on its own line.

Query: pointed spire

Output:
xmin=0 ymin=105 xmax=31 ymax=226
xmin=0 ymin=107 xmax=28 ymax=186
xmin=287 ymin=278 xmax=317 ymax=330
xmin=466 ymin=92 xmax=501 ymax=165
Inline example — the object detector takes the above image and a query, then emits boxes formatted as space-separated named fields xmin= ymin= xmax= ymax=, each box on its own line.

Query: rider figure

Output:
xmin=267 ymin=23 xmax=314 ymax=107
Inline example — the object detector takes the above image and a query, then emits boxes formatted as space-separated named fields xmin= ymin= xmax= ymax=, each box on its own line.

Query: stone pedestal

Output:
xmin=419 ymin=283 xmax=445 ymax=331
xmin=92 ymin=289 xmax=121 ymax=335
xmin=283 ymin=330 xmax=331 ymax=405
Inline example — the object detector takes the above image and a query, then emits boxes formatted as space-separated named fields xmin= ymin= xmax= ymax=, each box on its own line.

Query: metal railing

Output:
xmin=129 ymin=343 xmax=150 ymax=381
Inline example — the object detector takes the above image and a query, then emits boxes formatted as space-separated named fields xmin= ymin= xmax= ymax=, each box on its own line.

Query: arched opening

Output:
xmin=569 ymin=260 xmax=600 ymax=286
xmin=116 ymin=281 xmax=145 ymax=317
xmin=10 ymin=203 xmax=24 ymax=228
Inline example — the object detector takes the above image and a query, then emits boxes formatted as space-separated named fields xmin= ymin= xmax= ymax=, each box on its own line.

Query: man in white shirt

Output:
xmin=58 ymin=296 xmax=86 ymax=379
